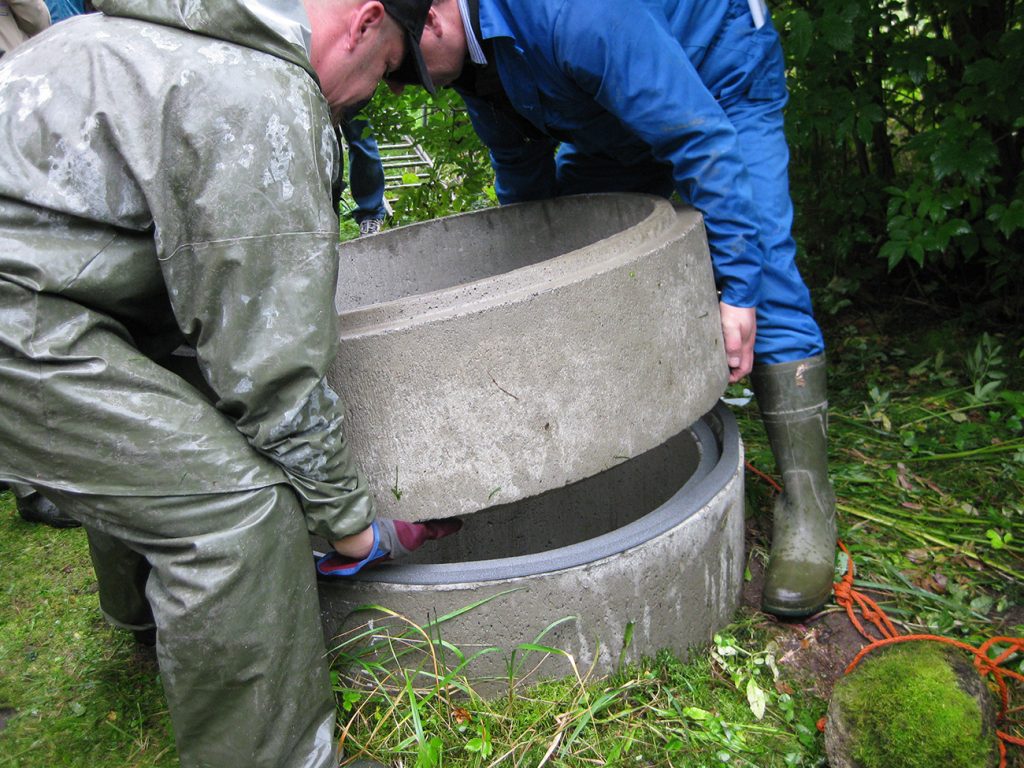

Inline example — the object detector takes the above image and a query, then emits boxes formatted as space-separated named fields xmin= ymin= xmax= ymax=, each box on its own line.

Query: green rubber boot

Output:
xmin=751 ymin=354 xmax=837 ymax=618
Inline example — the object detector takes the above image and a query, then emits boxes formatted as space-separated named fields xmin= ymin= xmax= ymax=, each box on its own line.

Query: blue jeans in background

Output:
xmin=340 ymin=118 xmax=387 ymax=224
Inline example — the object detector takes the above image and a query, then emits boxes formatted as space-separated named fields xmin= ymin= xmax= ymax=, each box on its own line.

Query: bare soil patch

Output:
xmin=741 ymin=516 xmax=870 ymax=701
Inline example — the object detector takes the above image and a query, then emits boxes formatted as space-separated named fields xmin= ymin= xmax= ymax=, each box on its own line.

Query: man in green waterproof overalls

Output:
xmin=0 ymin=1 xmax=450 ymax=766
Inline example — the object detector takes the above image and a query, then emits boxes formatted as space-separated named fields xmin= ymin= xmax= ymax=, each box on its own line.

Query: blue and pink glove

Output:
xmin=316 ymin=518 xmax=462 ymax=577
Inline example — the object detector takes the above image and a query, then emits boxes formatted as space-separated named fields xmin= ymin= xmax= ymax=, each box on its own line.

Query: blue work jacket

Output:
xmin=45 ymin=0 xmax=86 ymax=23
xmin=456 ymin=0 xmax=788 ymax=308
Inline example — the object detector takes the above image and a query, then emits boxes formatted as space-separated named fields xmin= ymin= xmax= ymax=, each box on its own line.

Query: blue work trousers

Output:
xmin=340 ymin=118 xmax=387 ymax=224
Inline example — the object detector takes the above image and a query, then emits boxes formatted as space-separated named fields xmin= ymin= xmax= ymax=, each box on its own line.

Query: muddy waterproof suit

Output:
xmin=0 ymin=2 xmax=375 ymax=765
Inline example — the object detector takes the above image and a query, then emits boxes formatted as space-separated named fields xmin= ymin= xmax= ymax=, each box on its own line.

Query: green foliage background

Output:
xmin=361 ymin=87 xmax=495 ymax=222
xmin=776 ymin=0 xmax=1023 ymax=320
xmin=364 ymin=0 xmax=1023 ymax=320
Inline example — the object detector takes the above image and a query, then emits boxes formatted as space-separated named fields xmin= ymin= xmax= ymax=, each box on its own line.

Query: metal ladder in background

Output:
xmin=378 ymin=136 xmax=434 ymax=214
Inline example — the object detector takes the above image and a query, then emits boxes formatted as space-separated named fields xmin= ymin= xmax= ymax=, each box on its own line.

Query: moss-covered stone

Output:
xmin=824 ymin=643 xmax=998 ymax=768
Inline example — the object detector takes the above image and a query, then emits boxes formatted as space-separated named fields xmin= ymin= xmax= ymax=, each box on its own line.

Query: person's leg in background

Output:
xmin=724 ymin=34 xmax=836 ymax=619
xmin=340 ymin=118 xmax=388 ymax=236
xmin=79 ymin=525 xmax=157 ymax=644
xmin=10 ymin=482 xmax=80 ymax=528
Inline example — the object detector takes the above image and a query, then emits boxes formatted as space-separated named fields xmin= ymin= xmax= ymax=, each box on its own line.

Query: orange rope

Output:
xmin=825 ymin=540 xmax=1024 ymax=767
xmin=745 ymin=460 xmax=781 ymax=493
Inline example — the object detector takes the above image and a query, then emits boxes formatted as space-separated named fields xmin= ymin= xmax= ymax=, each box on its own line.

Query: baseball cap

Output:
xmin=381 ymin=0 xmax=436 ymax=94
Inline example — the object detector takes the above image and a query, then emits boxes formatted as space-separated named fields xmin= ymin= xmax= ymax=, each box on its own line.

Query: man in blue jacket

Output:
xmin=389 ymin=0 xmax=836 ymax=618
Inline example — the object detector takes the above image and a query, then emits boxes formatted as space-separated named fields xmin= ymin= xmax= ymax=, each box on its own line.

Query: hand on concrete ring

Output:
xmin=374 ymin=518 xmax=463 ymax=560
xmin=319 ymin=518 xmax=463 ymax=578
xmin=718 ymin=302 xmax=756 ymax=382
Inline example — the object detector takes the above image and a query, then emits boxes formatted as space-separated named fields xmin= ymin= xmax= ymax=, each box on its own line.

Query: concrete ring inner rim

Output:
xmin=344 ymin=403 xmax=740 ymax=586
xmin=335 ymin=195 xmax=670 ymax=327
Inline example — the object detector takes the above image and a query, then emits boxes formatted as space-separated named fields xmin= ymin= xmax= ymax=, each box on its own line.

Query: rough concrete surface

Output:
xmin=319 ymin=406 xmax=744 ymax=690
xmin=329 ymin=193 xmax=727 ymax=521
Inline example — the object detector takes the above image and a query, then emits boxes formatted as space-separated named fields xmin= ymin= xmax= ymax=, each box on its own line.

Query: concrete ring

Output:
xmin=330 ymin=193 xmax=727 ymax=521
xmin=318 ymin=403 xmax=744 ymax=688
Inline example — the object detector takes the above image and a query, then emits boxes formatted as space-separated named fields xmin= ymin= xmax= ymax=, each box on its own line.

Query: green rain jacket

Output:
xmin=0 ymin=0 xmax=375 ymax=541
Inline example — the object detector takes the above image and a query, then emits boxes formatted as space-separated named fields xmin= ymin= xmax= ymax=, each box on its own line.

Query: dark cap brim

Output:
xmin=388 ymin=29 xmax=436 ymax=95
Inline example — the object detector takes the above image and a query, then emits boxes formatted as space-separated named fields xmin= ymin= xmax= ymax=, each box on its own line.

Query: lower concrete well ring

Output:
xmin=318 ymin=404 xmax=744 ymax=689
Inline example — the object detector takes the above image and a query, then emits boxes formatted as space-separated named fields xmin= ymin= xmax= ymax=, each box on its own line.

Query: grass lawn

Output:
xmin=0 ymin=507 xmax=174 ymax=767
xmin=1 ymin=309 xmax=1021 ymax=767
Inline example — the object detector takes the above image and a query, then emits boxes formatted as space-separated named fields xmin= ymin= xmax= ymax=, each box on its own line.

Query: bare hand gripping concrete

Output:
xmin=329 ymin=194 xmax=728 ymax=521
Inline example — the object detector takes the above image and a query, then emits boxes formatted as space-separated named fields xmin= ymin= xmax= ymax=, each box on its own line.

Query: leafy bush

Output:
xmin=363 ymin=85 xmax=495 ymax=225
xmin=776 ymin=0 xmax=1024 ymax=318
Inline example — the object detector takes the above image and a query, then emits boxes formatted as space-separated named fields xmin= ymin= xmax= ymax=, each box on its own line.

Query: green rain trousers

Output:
xmin=0 ymin=289 xmax=338 ymax=766
xmin=45 ymin=487 xmax=337 ymax=768
xmin=0 ymin=3 xmax=378 ymax=766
